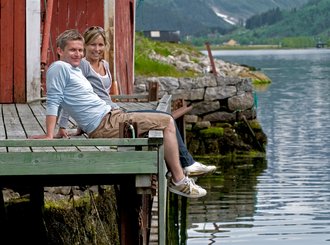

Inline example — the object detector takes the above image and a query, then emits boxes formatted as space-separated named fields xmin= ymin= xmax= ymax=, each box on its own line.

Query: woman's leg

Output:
xmin=127 ymin=109 xmax=194 ymax=167
xmin=127 ymin=109 xmax=216 ymax=176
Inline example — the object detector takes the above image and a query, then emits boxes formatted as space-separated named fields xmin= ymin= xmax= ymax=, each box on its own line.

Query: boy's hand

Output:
xmin=29 ymin=134 xmax=53 ymax=139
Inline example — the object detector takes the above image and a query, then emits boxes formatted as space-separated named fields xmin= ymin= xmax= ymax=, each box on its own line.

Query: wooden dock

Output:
xmin=0 ymin=95 xmax=172 ymax=244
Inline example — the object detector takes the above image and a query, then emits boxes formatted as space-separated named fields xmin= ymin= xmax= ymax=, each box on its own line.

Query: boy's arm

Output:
xmin=30 ymin=115 xmax=57 ymax=139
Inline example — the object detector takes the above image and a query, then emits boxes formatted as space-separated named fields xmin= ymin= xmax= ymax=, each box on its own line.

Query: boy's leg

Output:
xmin=89 ymin=110 xmax=216 ymax=176
xmin=89 ymin=111 xmax=207 ymax=198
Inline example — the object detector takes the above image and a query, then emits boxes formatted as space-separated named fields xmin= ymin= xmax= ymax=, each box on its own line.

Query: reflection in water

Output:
xmin=168 ymin=157 xmax=267 ymax=244
xmin=171 ymin=49 xmax=330 ymax=244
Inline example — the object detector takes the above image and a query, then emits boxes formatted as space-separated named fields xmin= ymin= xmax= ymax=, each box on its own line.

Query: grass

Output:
xmin=134 ymin=33 xmax=272 ymax=85
xmin=134 ymin=33 xmax=200 ymax=77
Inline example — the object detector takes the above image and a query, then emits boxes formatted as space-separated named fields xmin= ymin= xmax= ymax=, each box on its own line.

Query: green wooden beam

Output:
xmin=0 ymin=151 xmax=159 ymax=175
xmin=0 ymin=138 xmax=163 ymax=148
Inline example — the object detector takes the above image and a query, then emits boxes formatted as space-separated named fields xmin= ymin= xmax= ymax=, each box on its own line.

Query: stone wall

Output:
xmin=134 ymin=74 xmax=266 ymax=155
xmin=134 ymin=74 xmax=256 ymax=124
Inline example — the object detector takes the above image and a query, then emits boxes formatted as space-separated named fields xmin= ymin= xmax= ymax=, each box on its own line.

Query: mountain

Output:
xmin=136 ymin=0 xmax=233 ymax=37
xmin=249 ymin=0 xmax=330 ymax=37
xmin=219 ymin=0 xmax=330 ymax=46
xmin=135 ymin=0 xmax=309 ymax=37
xmin=207 ymin=0 xmax=309 ymax=24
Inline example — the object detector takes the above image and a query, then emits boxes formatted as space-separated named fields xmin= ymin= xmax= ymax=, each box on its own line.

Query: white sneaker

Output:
xmin=168 ymin=177 xmax=207 ymax=198
xmin=184 ymin=162 xmax=216 ymax=177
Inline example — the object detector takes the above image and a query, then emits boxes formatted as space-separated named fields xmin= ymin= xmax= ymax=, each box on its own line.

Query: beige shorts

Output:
xmin=88 ymin=110 xmax=171 ymax=138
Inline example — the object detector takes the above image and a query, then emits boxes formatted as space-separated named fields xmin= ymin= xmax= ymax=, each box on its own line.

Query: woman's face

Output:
xmin=85 ymin=34 xmax=105 ymax=62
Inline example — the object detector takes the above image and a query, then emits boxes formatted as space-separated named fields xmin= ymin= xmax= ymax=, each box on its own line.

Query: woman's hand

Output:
xmin=71 ymin=128 xmax=85 ymax=136
xmin=55 ymin=128 xmax=70 ymax=138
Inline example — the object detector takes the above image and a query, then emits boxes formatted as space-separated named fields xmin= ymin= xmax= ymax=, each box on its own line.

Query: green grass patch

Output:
xmin=135 ymin=33 xmax=201 ymax=77
xmin=252 ymin=79 xmax=271 ymax=85
xmin=135 ymin=55 xmax=196 ymax=77
xmin=199 ymin=127 xmax=224 ymax=138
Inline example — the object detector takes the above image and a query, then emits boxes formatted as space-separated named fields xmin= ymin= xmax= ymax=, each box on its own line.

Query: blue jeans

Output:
xmin=127 ymin=110 xmax=195 ymax=167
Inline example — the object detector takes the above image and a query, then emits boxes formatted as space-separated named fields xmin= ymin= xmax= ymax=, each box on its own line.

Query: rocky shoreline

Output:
xmin=134 ymin=48 xmax=269 ymax=156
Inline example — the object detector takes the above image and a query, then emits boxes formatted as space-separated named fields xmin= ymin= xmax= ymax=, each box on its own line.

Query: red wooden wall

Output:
xmin=115 ymin=0 xmax=135 ymax=94
xmin=0 ymin=0 xmax=135 ymax=103
xmin=0 ymin=0 xmax=26 ymax=103
xmin=44 ymin=0 xmax=104 ymax=65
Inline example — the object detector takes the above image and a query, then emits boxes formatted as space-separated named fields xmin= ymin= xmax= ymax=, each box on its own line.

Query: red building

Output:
xmin=0 ymin=0 xmax=135 ymax=103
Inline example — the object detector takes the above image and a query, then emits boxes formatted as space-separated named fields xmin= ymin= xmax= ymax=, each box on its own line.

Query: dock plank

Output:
xmin=2 ymin=104 xmax=30 ymax=152
xmin=2 ymin=104 xmax=26 ymax=138
xmin=0 ymin=105 xmax=6 ymax=152
xmin=117 ymin=101 xmax=157 ymax=111
xmin=16 ymin=104 xmax=44 ymax=136
xmin=16 ymin=103 xmax=55 ymax=152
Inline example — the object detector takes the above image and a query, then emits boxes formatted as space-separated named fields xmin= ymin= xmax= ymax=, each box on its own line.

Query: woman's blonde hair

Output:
xmin=83 ymin=26 xmax=108 ymax=47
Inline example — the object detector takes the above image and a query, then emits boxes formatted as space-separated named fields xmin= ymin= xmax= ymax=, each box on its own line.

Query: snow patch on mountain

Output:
xmin=214 ymin=10 xmax=238 ymax=25
xmin=210 ymin=5 xmax=238 ymax=26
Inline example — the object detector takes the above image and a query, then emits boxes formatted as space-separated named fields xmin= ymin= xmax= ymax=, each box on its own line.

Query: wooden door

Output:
xmin=0 ymin=0 xmax=26 ymax=103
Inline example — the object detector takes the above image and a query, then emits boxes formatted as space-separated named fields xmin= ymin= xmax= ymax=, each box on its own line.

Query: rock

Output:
xmin=239 ymin=70 xmax=271 ymax=83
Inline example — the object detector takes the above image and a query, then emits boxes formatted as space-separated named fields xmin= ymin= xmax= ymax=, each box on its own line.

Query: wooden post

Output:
xmin=117 ymin=177 xmax=140 ymax=245
xmin=110 ymin=80 xmax=120 ymax=95
xmin=172 ymin=99 xmax=192 ymax=144
xmin=30 ymin=186 xmax=47 ymax=243
xmin=0 ymin=189 xmax=6 ymax=234
xmin=205 ymin=42 xmax=217 ymax=76
xmin=139 ymin=194 xmax=151 ymax=245
xmin=148 ymin=81 xmax=159 ymax=102
xmin=117 ymin=121 xmax=151 ymax=245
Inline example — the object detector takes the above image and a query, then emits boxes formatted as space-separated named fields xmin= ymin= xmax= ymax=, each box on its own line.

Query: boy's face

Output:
xmin=57 ymin=40 xmax=84 ymax=67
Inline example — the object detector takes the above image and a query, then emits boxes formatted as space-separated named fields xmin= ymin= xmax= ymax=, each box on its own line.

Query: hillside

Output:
xmin=207 ymin=0 xmax=309 ymax=23
xmin=215 ymin=0 xmax=330 ymax=46
xmin=251 ymin=0 xmax=330 ymax=37
xmin=135 ymin=0 xmax=309 ymax=36
xmin=136 ymin=0 xmax=234 ymax=37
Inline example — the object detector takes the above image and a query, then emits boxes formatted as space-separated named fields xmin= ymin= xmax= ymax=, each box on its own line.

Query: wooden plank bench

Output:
xmin=0 ymin=94 xmax=172 ymax=245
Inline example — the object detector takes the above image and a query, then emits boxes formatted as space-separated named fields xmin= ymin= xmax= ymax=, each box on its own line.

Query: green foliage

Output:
xmin=135 ymin=55 xmax=189 ymax=77
xmin=4 ymin=188 xmax=119 ymax=244
xmin=134 ymin=33 xmax=199 ymax=77
xmin=246 ymin=7 xmax=283 ymax=29
xmin=249 ymin=120 xmax=262 ymax=130
xmin=199 ymin=127 xmax=224 ymax=138
xmin=281 ymin=36 xmax=315 ymax=48
xmin=252 ymin=79 xmax=271 ymax=85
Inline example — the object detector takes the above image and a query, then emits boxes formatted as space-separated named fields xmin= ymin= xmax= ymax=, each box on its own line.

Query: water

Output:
xmin=179 ymin=49 xmax=330 ymax=244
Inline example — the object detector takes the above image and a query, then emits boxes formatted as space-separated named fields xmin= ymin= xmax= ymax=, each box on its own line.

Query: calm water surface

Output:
xmin=180 ymin=49 xmax=330 ymax=244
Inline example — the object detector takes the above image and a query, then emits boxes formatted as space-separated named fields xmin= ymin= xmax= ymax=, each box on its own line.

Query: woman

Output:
xmin=57 ymin=26 xmax=216 ymax=177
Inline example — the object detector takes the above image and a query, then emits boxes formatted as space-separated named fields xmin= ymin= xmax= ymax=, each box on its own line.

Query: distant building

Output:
xmin=143 ymin=30 xmax=181 ymax=43
xmin=316 ymin=41 xmax=326 ymax=48
xmin=224 ymin=39 xmax=238 ymax=46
